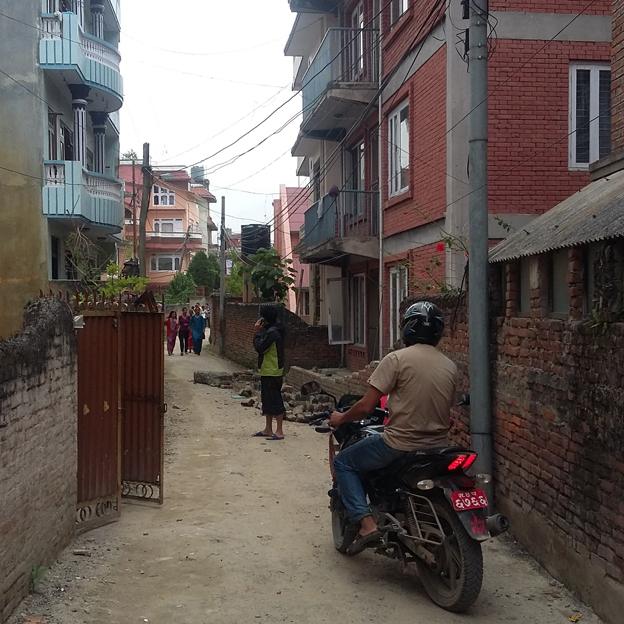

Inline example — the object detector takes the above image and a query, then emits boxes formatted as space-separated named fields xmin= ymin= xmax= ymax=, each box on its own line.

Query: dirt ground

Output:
xmin=10 ymin=348 xmax=603 ymax=624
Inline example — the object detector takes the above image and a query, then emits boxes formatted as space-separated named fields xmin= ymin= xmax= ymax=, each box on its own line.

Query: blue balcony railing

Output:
xmin=300 ymin=190 xmax=379 ymax=250
xmin=302 ymin=27 xmax=378 ymax=123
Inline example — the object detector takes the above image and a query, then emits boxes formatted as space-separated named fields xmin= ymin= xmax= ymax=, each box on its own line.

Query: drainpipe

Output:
xmin=377 ymin=28 xmax=384 ymax=360
xmin=467 ymin=0 xmax=493 ymax=489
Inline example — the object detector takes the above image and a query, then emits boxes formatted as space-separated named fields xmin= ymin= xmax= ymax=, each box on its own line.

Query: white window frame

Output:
xmin=569 ymin=63 xmax=611 ymax=169
xmin=389 ymin=265 xmax=408 ymax=347
xmin=350 ymin=2 xmax=365 ymax=79
xmin=327 ymin=277 xmax=352 ymax=344
xmin=153 ymin=184 xmax=176 ymax=206
xmin=391 ymin=0 xmax=409 ymax=24
xmin=154 ymin=218 xmax=183 ymax=235
xmin=350 ymin=274 xmax=367 ymax=347
xmin=388 ymin=101 xmax=410 ymax=197
xmin=150 ymin=255 xmax=181 ymax=272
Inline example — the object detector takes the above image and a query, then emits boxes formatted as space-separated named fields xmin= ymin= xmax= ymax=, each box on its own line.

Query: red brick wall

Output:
xmin=489 ymin=39 xmax=611 ymax=216
xmin=490 ymin=0 xmax=610 ymax=13
xmin=210 ymin=297 xmax=340 ymax=370
xmin=613 ymin=0 xmax=624 ymax=150
xmin=383 ymin=47 xmax=447 ymax=237
xmin=401 ymin=247 xmax=624 ymax=623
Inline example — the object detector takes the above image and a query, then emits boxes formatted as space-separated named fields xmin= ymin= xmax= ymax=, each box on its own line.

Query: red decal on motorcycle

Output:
xmin=470 ymin=514 xmax=488 ymax=535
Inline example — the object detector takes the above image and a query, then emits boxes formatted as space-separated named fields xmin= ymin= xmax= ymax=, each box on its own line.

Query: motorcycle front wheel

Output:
xmin=413 ymin=498 xmax=483 ymax=612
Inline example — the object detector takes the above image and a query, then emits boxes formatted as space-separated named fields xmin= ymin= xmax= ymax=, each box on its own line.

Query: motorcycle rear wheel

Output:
xmin=331 ymin=498 xmax=357 ymax=554
xmin=413 ymin=498 xmax=483 ymax=612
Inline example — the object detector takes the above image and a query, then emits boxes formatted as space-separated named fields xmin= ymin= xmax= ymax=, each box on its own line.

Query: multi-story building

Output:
xmin=273 ymin=185 xmax=311 ymax=320
xmin=285 ymin=0 xmax=612 ymax=369
xmin=119 ymin=163 xmax=217 ymax=292
xmin=0 ymin=1 xmax=124 ymax=333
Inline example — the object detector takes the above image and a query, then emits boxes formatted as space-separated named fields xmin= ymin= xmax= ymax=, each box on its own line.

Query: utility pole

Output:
xmin=131 ymin=157 xmax=137 ymax=259
xmin=219 ymin=196 xmax=226 ymax=355
xmin=138 ymin=143 xmax=152 ymax=277
xmin=467 ymin=0 xmax=492 ymax=484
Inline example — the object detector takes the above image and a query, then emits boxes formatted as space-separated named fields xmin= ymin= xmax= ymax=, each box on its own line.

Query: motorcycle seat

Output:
xmin=373 ymin=446 xmax=471 ymax=476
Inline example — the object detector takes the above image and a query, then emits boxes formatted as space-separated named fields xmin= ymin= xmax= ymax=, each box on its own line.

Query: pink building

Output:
xmin=273 ymin=185 xmax=310 ymax=320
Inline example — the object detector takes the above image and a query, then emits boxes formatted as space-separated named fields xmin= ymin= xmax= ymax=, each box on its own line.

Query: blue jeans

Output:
xmin=333 ymin=434 xmax=406 ymax=523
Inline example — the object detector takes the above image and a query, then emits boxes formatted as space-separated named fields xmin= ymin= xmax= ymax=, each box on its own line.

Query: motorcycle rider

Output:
xmin=329 ymin=301 xmax=457 ymax=555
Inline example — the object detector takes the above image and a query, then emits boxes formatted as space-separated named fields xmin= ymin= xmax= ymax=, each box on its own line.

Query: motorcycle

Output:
xmin=302 ymin=381 xmax=509 ymax=613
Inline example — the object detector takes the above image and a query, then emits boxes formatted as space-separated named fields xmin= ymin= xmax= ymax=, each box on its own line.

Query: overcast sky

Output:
xmin=119 ymin=0 xmax=305 ymax=232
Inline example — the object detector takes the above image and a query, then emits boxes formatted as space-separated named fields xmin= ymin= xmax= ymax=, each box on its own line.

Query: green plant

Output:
xmin=188 ymin=251 xmax=219 ymax=292
xmin=99 ymin=262 xmax=148 ymax=298
xmin=165 ymin=272 xmax=196 ymax=304
xmin=245 ymin=248 xmax=296 ymax=302
xmin=121 ymin=148 xmax=139 ymax=160
xmin=226 ymin=251 xmax=244 ymax=297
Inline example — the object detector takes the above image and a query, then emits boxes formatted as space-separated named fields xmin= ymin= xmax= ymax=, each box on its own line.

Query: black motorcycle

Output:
xmin=302 ymin=382 xmax=509 ymax=613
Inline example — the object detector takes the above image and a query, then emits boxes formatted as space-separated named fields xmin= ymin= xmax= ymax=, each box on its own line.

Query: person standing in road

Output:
xmin=178 ymin=307 xmax=191 ymax=356
xmin=253 ymin=303 xmax=286 ymax=441
xmin=190 ymin=304 xmax=206 ymax=355
xmin=165 ymin=310 xmax=178 ymax=356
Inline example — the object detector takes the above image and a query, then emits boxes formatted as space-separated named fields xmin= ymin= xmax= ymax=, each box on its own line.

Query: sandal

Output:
xmin=346 ymin=530 xmax=382 ymax=556
xmin=252 ymin=431 xmax=271 ymax=437
xmin=268 ymin=434 xmax=284 ymax=440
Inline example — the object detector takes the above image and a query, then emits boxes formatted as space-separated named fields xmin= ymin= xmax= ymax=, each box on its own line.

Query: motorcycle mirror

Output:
xmin=301 ymin=380 xmax=322 ymax=396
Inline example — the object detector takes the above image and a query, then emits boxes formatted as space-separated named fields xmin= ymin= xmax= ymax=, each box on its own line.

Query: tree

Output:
xmin=165 ymin=272 xmax=196 ymax=304
xmin=246 ymin=248 xmax=295 ymax=302
xmin=226 ymin=250 xmax=244 ymax=297
xmin=99 ymin=262 xmax=148 ymax=298
xmin=188 ymin=251 xmax=219 ymax=293
xmin=121 ymin=148 xmax=139 ymax=160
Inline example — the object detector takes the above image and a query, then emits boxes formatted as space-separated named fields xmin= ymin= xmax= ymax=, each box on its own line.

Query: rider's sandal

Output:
xmin=347 ymin=530 xmax=382 ymax=556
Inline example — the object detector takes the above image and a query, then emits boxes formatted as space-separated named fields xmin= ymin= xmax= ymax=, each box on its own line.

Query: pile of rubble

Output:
xmin=193 ymin=370 xmax=335 ymax=423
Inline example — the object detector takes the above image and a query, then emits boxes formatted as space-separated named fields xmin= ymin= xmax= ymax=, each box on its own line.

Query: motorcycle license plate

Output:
xmin=450 ymin=489 xmax=488 ymax=512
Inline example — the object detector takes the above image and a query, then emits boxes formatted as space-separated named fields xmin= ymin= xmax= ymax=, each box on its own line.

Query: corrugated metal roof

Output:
xmin=489 ymin=169 xmax=624 ymax=263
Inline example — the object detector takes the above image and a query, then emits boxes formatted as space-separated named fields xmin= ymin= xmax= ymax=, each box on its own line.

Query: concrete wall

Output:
xmin=0 ymin=0 xmax=49 ymax=338
xmin=0 ymin=298 xmax=77 ymax=623
xmin=210 ymin=297 xmax=341 ymax=370
xmin=402 ymin=244 xmax=624 ymax=624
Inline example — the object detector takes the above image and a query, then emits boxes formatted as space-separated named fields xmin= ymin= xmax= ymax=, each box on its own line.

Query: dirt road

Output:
xmin=11 ymin=350 xmax=602 ymax=624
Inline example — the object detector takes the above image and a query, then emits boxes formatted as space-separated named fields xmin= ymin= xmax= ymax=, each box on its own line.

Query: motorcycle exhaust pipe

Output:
xmin=486 ymin=513 xmax=510 ymax=537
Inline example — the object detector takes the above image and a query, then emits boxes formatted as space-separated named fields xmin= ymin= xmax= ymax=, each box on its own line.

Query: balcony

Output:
xmin=300 ymin=28 xmax=378 ymax=140
xmin=297 ymin=190 xmax=379 ymax=264
xmin=43 ymin=161 xmax=123 ymax=232
xmin=289 ymin=0 xmax=339 ymax=13
xmin=40 ymin=11 xmax=123 ymax=112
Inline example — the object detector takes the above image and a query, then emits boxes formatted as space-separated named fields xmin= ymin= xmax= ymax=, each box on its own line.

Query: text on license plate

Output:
xmin=450 ymin=489 xmax=488 ymax=511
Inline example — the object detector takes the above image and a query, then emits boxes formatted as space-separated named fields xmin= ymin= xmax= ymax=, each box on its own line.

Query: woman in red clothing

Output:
xmin=165 ymin=311 xmax=178 ymax=356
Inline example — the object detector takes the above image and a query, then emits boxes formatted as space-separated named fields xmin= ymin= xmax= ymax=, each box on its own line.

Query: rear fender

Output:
xmin=435 ymin=477 xmax=491 ymax=542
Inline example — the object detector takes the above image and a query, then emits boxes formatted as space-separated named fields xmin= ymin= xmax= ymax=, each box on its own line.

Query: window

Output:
xmin=298 ymin=288 xmax=310 ymax=317
xmin=312 ymin=160 xmax=321 ymax=202
xmin=349 ymin=2 xmax=365 ymax=80
xmin=391 ymin=0 xmax=409 ymax=24
xmin=547 ymin=249 xmax=570 ymax=316
xmin=569 ymin=64 xmax=611 ymax=168
xmin=389 ymin=101 xmax=409 ymax=196
xmin=518 ymin=258 xmax=531 ymax=315
xmin=51 ymin=236 xmax=59 ymax=280
xmin=347 ymin=141 xmax=366 ymax=217
xmin=150 ymin=255 xmax=181 ymax=272
xmin=327 ymin=277 xmax=351 ymax=344
xmin=351 ymin=274 xmax=366 ymax=346
xmin=61 ymin=124 xmax=73 ymax=161
xmin=153 ymin=185 xmax=175 ymax=206
xmin=47 ymin=110 xmax=58 ymax=160
xmin=154 ymin=218 xmax=183 ymax=234
xmin=389 ymin=265 xmax=408 ymax=346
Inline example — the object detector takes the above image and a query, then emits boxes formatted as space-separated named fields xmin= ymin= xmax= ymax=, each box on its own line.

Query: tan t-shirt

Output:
xmin=368 ymin=344 xmax=457 ymax=451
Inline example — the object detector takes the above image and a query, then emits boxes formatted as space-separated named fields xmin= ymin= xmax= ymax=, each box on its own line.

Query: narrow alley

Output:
xmin=9 ymin=352 xmax=602 ymax=624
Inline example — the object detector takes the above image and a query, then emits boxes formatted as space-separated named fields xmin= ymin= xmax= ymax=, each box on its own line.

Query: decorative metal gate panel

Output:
xmin=120 ymin=312 xmax=165 ymax=503
xmin=76 ymin=312 xmax=121 ymax=530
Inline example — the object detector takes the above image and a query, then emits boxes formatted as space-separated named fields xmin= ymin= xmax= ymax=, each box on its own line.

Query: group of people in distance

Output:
xmin=165 ymin=304 xmax=210 ymax=357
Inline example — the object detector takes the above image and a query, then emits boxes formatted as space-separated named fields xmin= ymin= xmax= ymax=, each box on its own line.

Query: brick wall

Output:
xmin=613 ymin=0 xmax=624 ymax=150
xmin=489 ymin=39 xmax=610 ymax=216
xmin=490 ymin=0 xmax=610 ymax=13
xmin=210 ymin=297 xmax=341 ymax=370
xmin=401 ymin=246 xmax=624 ymax=624
xmin=382 ymin=47 xmax=447 ymax=236
xmin=0 ymin=299 xmax=77 ymax=623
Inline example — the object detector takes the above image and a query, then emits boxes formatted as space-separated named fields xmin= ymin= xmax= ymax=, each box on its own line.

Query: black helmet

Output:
xmin=401 ymin=301 xmax=444 ymax=346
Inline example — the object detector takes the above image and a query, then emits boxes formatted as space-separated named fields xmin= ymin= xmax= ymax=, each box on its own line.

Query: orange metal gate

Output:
xmin=76 ymin=310 xmax=165 ymax=530
xmin=120 ymin=312 xmax=165 ymax=503
xmin=76 ymin=312 xmax=121 ymax=530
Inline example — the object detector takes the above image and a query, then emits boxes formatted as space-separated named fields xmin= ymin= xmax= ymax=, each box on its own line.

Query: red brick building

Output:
xmin=285 ymin=0 xmax=612 ymax=369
